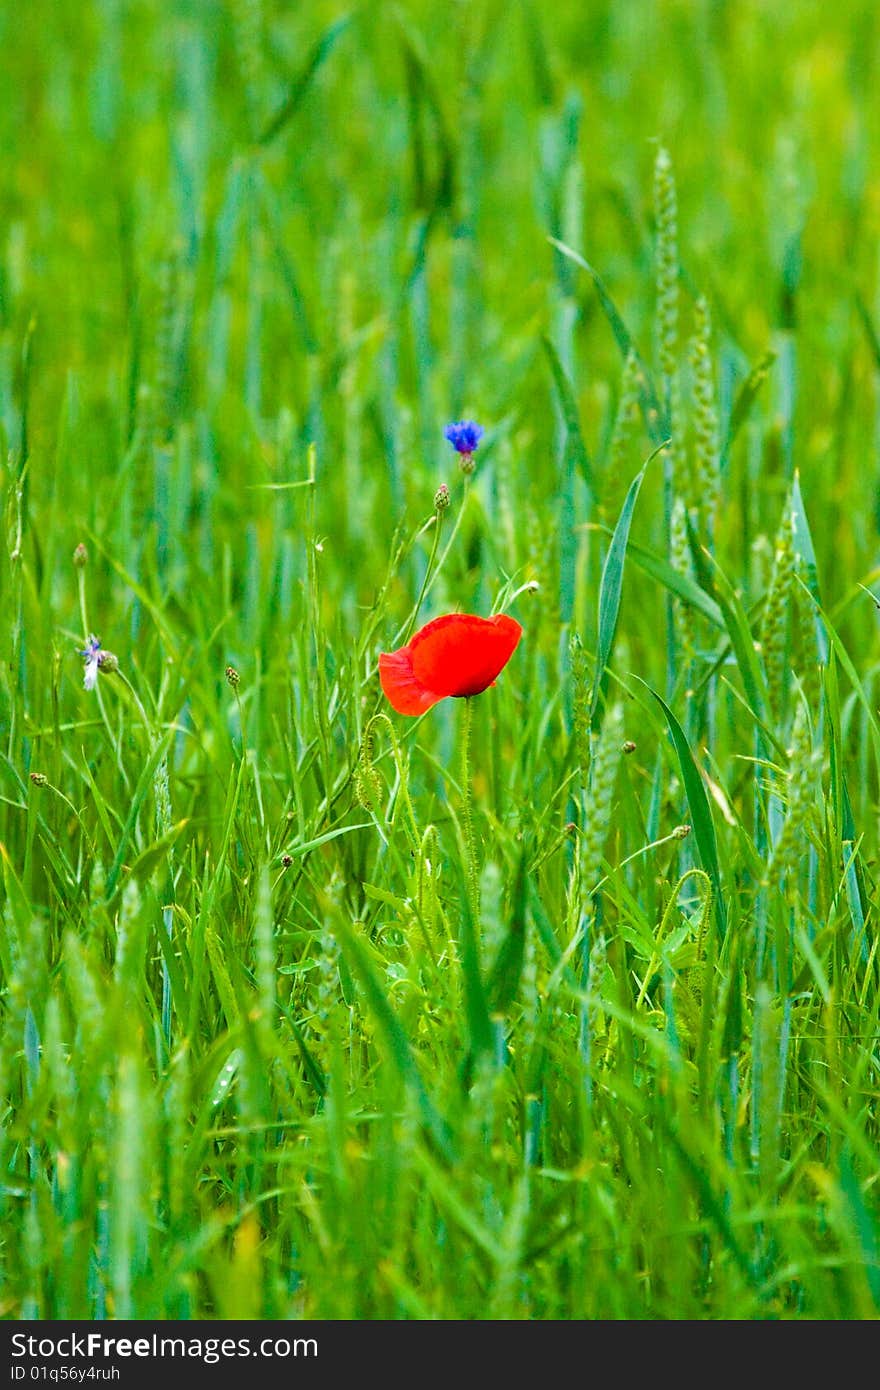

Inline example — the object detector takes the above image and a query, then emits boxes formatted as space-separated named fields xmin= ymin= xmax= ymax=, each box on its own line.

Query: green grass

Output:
xmin=2 ymin=0 xmax=880 ymax=1320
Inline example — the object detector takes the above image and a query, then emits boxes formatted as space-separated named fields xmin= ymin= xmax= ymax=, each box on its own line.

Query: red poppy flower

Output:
xmin=379 ymin=612 xmax=523 ymax=716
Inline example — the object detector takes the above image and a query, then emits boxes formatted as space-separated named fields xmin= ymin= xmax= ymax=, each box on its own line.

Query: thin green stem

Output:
xmin=424 ymin=478 xmax=470 ymax=605
xmin=106 ymin=660 xmax=174 ymax=1049
xmin=76 ymin=567 xmax=89 ymax=647
xmin=399 ymin=510 xmax=444 ymax=646
xmin=392 ymin=480 xmax=470 ymax=649
xmin=460 ymin=695 xmax=479 ymax=918
xmin=39 ymin=780 xmax=97 ymax=857
xmin=77 ymin=567 xmax=130 ymax=776
xmin=113 ymin=669 xmax=154 ymax=745
xmin=234 ymin=685 xmax=247 ymax=761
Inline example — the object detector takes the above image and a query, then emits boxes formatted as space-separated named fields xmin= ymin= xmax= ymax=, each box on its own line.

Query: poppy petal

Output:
xmin=379 ymin=612 xmax=522 ymax=716
xmin=378 ymin=646 xmax=444 ymax=715
xmin=411 ymin=613 xmax=522 ymax=698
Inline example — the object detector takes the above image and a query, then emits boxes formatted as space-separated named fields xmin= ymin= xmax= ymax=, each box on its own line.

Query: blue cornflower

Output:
xmin=444 ymin=420 xmax=484 ymax=459
xmin=80 ymin=635 xmax=118 ymax=690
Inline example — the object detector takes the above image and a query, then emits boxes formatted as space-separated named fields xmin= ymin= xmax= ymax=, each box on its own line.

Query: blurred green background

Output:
xmin=4 ymin=0 xmax=880 ymax=611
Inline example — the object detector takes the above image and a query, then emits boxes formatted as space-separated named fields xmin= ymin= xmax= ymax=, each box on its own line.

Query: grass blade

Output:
xmin=589 ymin=445 xmax=664 ymax=724
xmin=104 ymin=730 xmax=175 ymax=901
xmin=548 ymin=236 xmax=667 ymax=441
xmin=586 ymin=525 xmax=724 ymax=628
xmin=329 ymin=911 xmax=452 ymax=1159
xmin=720 ymin=349 xmax=775 ymax=464
xmin=631 ymin=676 xmax=726 ymax=936
xmin=543 ymin=334 xmax=594 ymax=496
xmin=257 ymin=13 xmax=353 ymax=146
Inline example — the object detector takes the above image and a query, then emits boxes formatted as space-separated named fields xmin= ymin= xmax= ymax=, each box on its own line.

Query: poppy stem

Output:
xmin=460 ymin=695 xmax=480 ymax=918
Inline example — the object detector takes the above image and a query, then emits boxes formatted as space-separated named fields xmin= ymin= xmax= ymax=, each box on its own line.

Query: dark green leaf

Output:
xmin=258 ymin=13 xmax=353 ymax=146
xmin=590 ymin=445 xmax=664 ymax=724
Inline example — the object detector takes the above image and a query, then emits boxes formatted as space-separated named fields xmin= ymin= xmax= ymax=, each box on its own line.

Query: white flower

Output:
xmin=80 ymin=636 xmax=102 ymax=691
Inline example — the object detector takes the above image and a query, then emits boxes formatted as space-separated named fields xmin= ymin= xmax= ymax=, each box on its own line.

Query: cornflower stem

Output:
xmin=460 ymin=695 xmax=480 ymax=919
xmin=77 ymin=565 xmax=123 ymax=761
xmin=365 ymin=483 xmax=466 ymax=733
xmin=393 ymin=479 xmax=470 ymax=649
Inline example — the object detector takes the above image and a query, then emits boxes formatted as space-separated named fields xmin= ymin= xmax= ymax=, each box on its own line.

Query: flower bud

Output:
xmin=225 ymin=665 xmax=240 ymax=688
xmin=29 ymin=772 xmax=48 ymax=787
xmin=97 ymin=650 xmax=119 ymax=675
xmin=434 ymin=483 xmax=450 ymax=513
xmin=73 ymin=543 xmax=88 ymax=568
